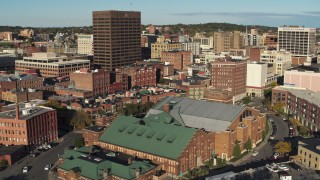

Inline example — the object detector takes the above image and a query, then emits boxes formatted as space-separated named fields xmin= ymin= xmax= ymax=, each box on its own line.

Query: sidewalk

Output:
xmin=229 ymin=120 xmax=272 ymax=167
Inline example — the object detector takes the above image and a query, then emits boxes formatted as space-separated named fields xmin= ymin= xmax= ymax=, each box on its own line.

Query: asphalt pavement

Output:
xmin=0 ymin=131 xmax=82 ymax=180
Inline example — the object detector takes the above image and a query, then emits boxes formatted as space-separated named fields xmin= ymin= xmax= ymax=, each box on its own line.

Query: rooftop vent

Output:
xmin=94 ymin=158 xmax=102 ymax=162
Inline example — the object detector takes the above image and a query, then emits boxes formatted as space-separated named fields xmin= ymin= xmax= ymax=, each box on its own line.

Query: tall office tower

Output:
xmin=278 ymin=26 xmax=316 ymax=57
xmin=93 ymin=10 xmax=141 ymax=70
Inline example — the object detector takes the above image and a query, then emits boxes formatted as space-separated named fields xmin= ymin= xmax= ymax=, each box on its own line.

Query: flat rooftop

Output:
xmin=84 ymin=125 xmax=105 ymax=132
xmin=0 ymin=106 xmax=54 ymax=120
xmin=289 ymin=64 xmax=320 ymax=73
xmin=274 ymin=86 xmax=320 ymax=106
xmin=0 ymin=145 xmax=26 ymax=156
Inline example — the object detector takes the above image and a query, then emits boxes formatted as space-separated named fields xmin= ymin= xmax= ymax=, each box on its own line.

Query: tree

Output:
xmin=70 ymin=110 xmax=91 ymax=129
xmin=41 ymin=99 xmax=63 ymax=109
xmin=141 ymin=102 xmax=155 ymax=113
xmin=0 ymin=160 xmax=8 ymax=168
xmin=274 ymin=141 xmax=291 ymax=156
xmin=270 ymin=82 xmax=278 ymax=88
xmin=244 ymin=138 xmax=252 ymax=151
xmin=233 ymin=141 xmax=241 ymax=159
xmin=74 ymin=137 xmax=85 ymax=148
xmin=122 ymin=104 xmax=139 ymax=116
xmin=242 ymin=96 xmax=252 ymax=105
xmin=298 ymin=126 xmax=310 ymax=136
xmin=272 ymin=102 xmax=285 ymax=114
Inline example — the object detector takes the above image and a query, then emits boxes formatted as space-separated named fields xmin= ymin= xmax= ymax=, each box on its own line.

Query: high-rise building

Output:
xmin=211 ymin=61 xmax=247 ymax=102
xmin=92 ymin=10 xmax=141 ymax=70
xmin=77 ymin=34 xmax=93 ymax=55
xmin=278 ymin=26 xmax=316 ymax=57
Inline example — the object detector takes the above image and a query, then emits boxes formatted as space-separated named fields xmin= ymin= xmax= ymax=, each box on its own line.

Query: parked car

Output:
xmin=252 ymin=150 xmax=259 ymax=156
xmin=44 ymin=164 xmax=51 ymax=171
xmin=269 ymin=118 xmax=274 ymax=122
xmin=288 ymin=162 xmax=301 ymax=171
xmin=277 ymin=164 xmax=289 ymax=171
xmin=22 ymin=166 xmax=28 ymax=173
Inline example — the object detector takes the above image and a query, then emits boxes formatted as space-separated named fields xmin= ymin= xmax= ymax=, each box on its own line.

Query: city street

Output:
xmin=238 ymin=110 xmax=290 ymax=166
xmin=0 ymin=131 xmax=82 ymax=180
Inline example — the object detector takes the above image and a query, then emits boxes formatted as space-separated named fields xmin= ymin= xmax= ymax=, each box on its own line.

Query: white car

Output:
xmin=269 ymin=118 xmax=274 ymax=122
xmin=44 ymin=164 xmax=51 ymax=171
xmin=252 ymin=150 xmax=259 ymax=156
xmin=266 ymin=164 xmax=273 ymax=171
xmin=22 ymin=166 xmax=28 ymax=173
xmin=278 ymin=164 xmax=289 ymax=171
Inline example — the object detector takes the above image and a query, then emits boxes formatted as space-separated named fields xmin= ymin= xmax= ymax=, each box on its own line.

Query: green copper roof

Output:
xmin=99 ymin=112 xmax=197 ymax=160
xmin=59 ymin=146 xmax=156 ymax=180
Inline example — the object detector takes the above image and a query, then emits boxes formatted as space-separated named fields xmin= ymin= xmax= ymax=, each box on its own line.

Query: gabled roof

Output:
xmin=99 ymin=114 xmax=197 ymax=160
xmin=149 ymin=96 xmax=245 ymax=132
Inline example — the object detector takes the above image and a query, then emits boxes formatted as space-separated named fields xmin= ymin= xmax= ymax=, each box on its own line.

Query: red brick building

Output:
xmin=82 ymin=125 xmax=105 ymax=146
xmin=160 ymin=51 xmax=192 ymax=70
xmin=0 ymin=145 xmax=27 ymax=165
xmin=272 ymin=86 xmax=320 ymax=131
xmin=70 ymin=68 xmax=110 ymax=96
xmin=0 ymin=105 xmax=58 ymax=146
xmin=98 ymin=113 xmax=215 ymax=176
xmin=211 ymin=61 xmax=247 ymax=102
xmin=0 ymin=74 xmax=44 ymax=92
xmin=115 ymin=65 xmax=157 ymax=89
xmin=148 ymin=97 xmax=266 ymax=161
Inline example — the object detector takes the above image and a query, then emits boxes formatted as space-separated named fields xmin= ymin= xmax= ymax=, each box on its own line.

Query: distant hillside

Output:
xmin=142 ymin=23 xmax=277 ymax=36
xmin=0 ymin=22 xmax=276 ymax=37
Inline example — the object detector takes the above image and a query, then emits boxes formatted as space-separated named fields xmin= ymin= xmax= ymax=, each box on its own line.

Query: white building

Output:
xmin=182 ymin=42 xmax=200 ymax=55
xmin=278 ymin=26 xmax=316 ymax=57
xmin=246 ymin=62 xmax=278 ymax=97
xmin=260 ymin=50 xmax=292 ymax=75
xmin=77 ymin=34 xmax=93 ymax=55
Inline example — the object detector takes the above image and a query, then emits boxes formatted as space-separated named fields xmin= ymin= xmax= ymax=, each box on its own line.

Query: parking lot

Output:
xmin=237 ymin=161 xmax=320 ymax=180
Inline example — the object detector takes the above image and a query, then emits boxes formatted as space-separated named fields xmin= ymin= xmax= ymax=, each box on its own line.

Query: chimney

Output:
xmin=15 ymin=104 xmax=20 ymax=120
xmin=163 ymin=103 xmax=170 ymax=113
xmin=89 ymin=147 xmax=94 ymax=154
xmin=128 ymin=158 xmax=132 ymax=165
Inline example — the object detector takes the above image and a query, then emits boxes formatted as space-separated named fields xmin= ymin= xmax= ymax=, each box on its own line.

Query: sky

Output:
xmin=1 ymin=0 xmax=320 ymax=27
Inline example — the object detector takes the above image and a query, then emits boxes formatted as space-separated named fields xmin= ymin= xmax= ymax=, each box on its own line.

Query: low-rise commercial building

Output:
xmin=284 ymin=64 xmax=320 ymax=92
xmin=161 ymin=51 xmax=192 ymax=70
xmin=0 ymin=105 xmax=58 ymax=146
xmin=70 ymin=69 xmax=110 ymax=96
xmin=15 ymin=53 xmax=90 ymax=78
xmin=0 ymin=74 xmax=44 ymax=91
xmin=115 ymin=65 xmax=157 ymax=89
xmin=151 ymin=43 xmax=182 ymax=59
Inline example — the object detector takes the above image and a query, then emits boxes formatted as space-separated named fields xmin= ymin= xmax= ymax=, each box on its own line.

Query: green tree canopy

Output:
xmin=74 ymin=137 xmax=85 ymax=148
xmin=274 ymin=141 xmax=291 ymax=156
xmin=70 ymin=110 xmax=91 ymax=129
xmin=272 ymin=102 xmax=285 ymax=114
xmin=233 ymin=141 xmax=241 ymax=159
xmin=244 ymin=138 xmax=252 ymax=151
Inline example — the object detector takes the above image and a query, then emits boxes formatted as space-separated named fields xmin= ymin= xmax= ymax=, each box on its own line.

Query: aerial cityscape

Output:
xmin=0 ymin=1 xmax=320 ymax=180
